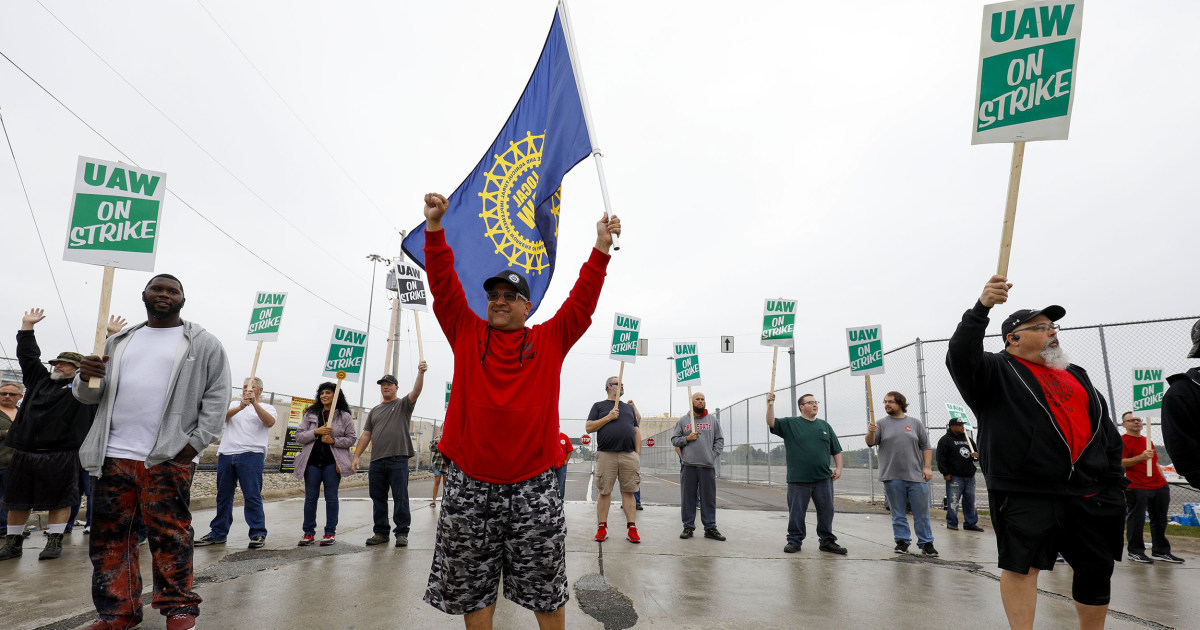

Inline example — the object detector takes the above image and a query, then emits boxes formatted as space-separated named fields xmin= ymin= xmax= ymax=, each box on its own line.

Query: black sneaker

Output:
xmin=395 ymin=536 xmax=409 ymax=548
xmin=636 ymin=504 xmax=644 ymax=511
xmin=819 ymin=541 xmax=847 ymax=555
xmin=1127 ymin=552 xmax=1154 ymax=564
xmin=704 ymin=528 xmax=726 ymax=541
xmin=963 ymin=524 xmax=985 ymax=532
xmin=1151 ymin=552 xmax=1185 ymax=564
xmin=946 ymin=524 xmax=958 ymax=531
xmin=0 ymin=534 xmax=24 ymax=560
xmin=247 ymin=535 xmax=266 ymax=549
xmin=365 ymin=534 xmax=389 ymax=546
xmin=783 ymin=542 xmax=801 ymax=554
xmin=194 ymin=534 xmax=226 ymax=547
xmin=894 ymin=541 xmax=910 ymax=554
xmin=921 ymin=542 xmax=939 ymax=557
xmin=39 ymin=533 xmax=64 ymax=560
xmin=679 ymin=527 xmax=694 ymax=539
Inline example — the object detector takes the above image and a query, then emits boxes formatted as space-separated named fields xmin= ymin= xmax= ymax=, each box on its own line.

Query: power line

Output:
xmin=0 ymin=107 xmax=82 ymax=350
xmin=31 ymin=0 xmax=373 ymax=283
xmin=0 ymin=49 xmax=386 ymax=332
xmin=193 ymin=0 xmax=402 ymax=233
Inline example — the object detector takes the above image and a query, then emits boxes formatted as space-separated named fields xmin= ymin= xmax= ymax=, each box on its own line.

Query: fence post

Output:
xmin=745 ymin=398 xmax=751 ymax=484
xmin=1098 ymin=325 xmax=1117 ymax=416
xmin=915 ymin=338 xmax=933 ymax=509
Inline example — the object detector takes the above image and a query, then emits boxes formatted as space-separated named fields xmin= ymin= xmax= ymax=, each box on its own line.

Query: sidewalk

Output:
xmin=2 ymin=489 xmax=1194 ymax=629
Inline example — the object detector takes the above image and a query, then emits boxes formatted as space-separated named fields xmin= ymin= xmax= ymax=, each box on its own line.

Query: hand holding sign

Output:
xmin=595 ymin=214 xmax=621 ymax=253
xmin=980 ymin=275 xmax=1012 ymax=308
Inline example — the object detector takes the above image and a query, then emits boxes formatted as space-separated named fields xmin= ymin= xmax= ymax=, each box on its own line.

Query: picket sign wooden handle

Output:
xmin=996 ymin=141 xmax=1026 ymax=277
xmin=89 ymin=265 xmax=116 ymax=389
xmin=864 ymin=374 xmax=876 ymax=426
xmin=414 ymin=311 xmax=426 ymax=363
xmin=769 ymin=346 xmax=779 ymax=394
xmin=1146 ymin=417 xmax=1154 ymax=476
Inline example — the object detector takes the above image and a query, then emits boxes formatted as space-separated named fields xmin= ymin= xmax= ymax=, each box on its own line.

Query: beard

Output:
xmin=692 ymin=406 xmax=705 ymax=415
xmin=50 ymin=371 xmax=70 ymax=381
xmin=1041 ymin=342 xmax=1071 ymax=370
xmin=143 ymin=294 xmax=183 ymax=320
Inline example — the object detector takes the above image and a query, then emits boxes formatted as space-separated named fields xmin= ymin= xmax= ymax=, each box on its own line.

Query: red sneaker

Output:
xmin=626 ymin=524 xmax=641 ymax=544
xmin=166 ymin=613 xmax=196 ymax=630
xmin=594 ymin=523 xmax=608 ymax=542
xmin=297 ymin=533 xmax=315 ymax=547
xmin=320 ymin=533 xmax=336 ymax=546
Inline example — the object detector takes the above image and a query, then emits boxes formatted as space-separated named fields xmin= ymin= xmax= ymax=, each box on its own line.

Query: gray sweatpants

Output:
xmin=680 ymin=465 xmax=717 ymax=530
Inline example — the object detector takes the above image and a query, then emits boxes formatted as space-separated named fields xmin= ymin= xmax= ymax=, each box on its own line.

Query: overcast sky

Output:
xmin=2 ymin=1 xmax=1196 ymax=437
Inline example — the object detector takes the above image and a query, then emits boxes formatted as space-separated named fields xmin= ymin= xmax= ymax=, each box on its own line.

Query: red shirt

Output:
xmin=426 ymin=229 xmax=608 ymax=484
xmin=1014 ymin=357 xmax=1093 ymax=461
xmin=1122 ymin=433 xmax=1167 ymax=490
xmin=553 ymin=432 xmax=575 ymax=469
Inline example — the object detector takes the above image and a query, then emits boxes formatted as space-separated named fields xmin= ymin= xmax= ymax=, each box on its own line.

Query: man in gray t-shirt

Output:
xmin=866 ymin=391 xmax=936 ymax=557
xmin=352 ymin=361 xmax=426 ymax=547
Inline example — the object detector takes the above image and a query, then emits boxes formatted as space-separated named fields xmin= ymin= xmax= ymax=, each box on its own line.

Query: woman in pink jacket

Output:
xmin=293 ymin=383 xmax=356 ymax=546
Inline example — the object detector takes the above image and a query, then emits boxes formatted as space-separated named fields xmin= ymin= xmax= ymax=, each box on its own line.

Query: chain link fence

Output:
xmin=640 ymin=315 xmax=1200 ymax=516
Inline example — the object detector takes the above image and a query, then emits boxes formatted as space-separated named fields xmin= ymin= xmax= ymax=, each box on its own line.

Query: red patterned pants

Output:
xmin=90 ymin=457 xmax=200 ymax=623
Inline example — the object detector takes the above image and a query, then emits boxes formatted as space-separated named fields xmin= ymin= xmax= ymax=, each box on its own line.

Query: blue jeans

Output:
xmin=209 ymin=452 xmax=267 ymax=539
xmin=368 ymin=456 xmax=410 ymax=537
xmin=66 ymin=468 xmax=90 ymax=532
xmin=303 ymin=463 xmax=341 ymax=536
xmin=787 ymin=478 xmax=836 ymax=546
xmin=945 ymin=475 xmax=978 ymax=528
xmin=554 ymin=466 xmax=567 ymax=501
xmin=883 ymin=479 xmax=933 ymax=545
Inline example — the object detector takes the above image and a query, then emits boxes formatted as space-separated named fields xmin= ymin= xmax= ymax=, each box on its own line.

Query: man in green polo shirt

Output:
xmin=766 ymin=392 xmax=845 ymax=555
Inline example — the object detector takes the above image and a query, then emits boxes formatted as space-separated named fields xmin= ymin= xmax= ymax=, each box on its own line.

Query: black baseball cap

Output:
xmin=483 ymin=270 xmax=531 ymax=301
xmin=376 ymin=375 xmax=399 ymax=385
xmin=948 ymin=418 xmax=965 ymax=426
xmin=1188 ymin=319 xmax=1200 ymax=359
xmin=1001 ymin=305 xmax=1066 ymax=338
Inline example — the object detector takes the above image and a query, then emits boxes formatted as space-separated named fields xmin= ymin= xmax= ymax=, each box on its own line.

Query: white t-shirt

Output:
xmin=106 ymin=325 xmax=185 ymax=461
xmin=218 ymin=399 xmax=277 ymax=455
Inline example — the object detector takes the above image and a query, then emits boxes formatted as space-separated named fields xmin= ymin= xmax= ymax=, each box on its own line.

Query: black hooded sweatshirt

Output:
xmin=4 ymin=330 xmax=97 ymax=451
xmin=935 ymin=429 xmax=978 ymax=478
xmin=945 ymin=301 xmax=1126 ymax=499
xmin=1162 ymin=367 xmax=1200 ymax=488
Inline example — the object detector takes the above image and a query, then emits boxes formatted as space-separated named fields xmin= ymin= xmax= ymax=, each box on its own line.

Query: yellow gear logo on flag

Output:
xmin=478 ymin=131 xmax=561 ymax=274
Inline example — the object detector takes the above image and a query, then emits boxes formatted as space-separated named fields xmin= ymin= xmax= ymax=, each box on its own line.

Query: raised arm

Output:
xmin=408 ymin=360 xmax=428 ymax=403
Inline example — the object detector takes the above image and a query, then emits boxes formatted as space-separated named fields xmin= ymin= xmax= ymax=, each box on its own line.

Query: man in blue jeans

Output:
xmin=195 ymin=377 xmax=278 ymax=549
xmin=935 ymin=418 xmax=984 ymax=532
xmin=866 ymin=391 xmax=938 ymax=557
xmin=765 ymin=392 xmax=845 ymax=554
xmin=352 ymin=361 xmax=427 ymax=548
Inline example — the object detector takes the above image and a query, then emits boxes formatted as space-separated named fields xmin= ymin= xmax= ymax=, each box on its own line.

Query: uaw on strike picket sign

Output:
xmin=610 ymin=313 xmax=641 ymax=362
xmin=246 ymin=292 xmax=287 ymax=342
xmin=323 ymin=325 xmax=367 ymax=382
xmin=1132 ymin=368 xmax=1165 ymax=413
xmin=63 ymin=156 xmax=167 ymax=271
xmin=973 ymin=0 xmax=1084 ymax=144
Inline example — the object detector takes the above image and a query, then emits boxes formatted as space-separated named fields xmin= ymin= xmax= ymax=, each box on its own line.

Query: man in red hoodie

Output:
xmin=419 ymin=192 xmax=620 ymax=630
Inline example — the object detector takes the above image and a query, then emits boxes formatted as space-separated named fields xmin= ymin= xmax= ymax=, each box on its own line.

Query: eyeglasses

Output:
xmin=0 ymin=392 xmax=20 ymax=397
xmin=883 ymin=399 xmax=897 ymax=404
xmin=801 ymin=400 xmax=820 ymax=406
xmin=606 ymin=383 xmax=619 ymax=388
xmin=486 ymin=290 xmax=527 ymax=303
xmin=1012 ymin=323 xmax=1060 ymax=334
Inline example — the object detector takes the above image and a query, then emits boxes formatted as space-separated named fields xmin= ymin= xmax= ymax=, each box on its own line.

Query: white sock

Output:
xmin=49 ymin=523 xmax=67 ymax=534
xmin=7 ymin=525 xmax=23 ymax=536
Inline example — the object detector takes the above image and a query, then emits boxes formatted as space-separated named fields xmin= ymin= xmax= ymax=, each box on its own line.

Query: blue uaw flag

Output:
xmin=401 ymin=10 xmax=592 ymax=319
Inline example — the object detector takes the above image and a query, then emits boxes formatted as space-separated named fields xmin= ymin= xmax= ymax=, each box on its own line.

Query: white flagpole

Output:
xmin=558 ymin=0 xmax=620 ymax=251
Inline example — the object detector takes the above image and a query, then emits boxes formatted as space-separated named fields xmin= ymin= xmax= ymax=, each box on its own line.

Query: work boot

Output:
xmin=0 ymin=534 xmax=24 ymax=560
xmin=39 ymin=533 xmax=64 ymax=560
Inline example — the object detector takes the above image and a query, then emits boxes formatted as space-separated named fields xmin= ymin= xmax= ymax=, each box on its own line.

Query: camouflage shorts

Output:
xmin=424 ymin=463 xmax=568 ymax=615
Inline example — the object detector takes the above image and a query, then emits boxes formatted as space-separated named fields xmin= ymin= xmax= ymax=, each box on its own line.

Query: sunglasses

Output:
xmin=486 ymin=290 xmax=527 ymax=303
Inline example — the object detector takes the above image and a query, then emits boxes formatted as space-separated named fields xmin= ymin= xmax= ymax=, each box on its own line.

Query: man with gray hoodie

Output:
xmin=671 ymin=392 xmax=725 ymax=541
xmin=74 ymin=274 xmax=231 ymax=630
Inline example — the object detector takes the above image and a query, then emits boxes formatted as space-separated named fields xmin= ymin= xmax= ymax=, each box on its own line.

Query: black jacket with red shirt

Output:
xmin=946 ymin=301 xmax=1126 ymax=498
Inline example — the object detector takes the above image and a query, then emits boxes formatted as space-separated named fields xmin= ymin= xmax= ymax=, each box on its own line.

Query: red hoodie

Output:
xmin=425 ymin=229 xmax=608 ymax=483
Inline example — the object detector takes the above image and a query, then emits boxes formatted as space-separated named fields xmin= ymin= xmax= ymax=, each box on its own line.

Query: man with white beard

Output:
xmin=946 ymin=275 xmax=1126 ymax=630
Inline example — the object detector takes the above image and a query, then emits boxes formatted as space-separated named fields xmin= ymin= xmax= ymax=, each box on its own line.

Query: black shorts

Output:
xmin=990 ymin=489 xmax=1124 ymax=574
xmin=1 ymin=449 xmax=81 ymax=511
xmin=424 ymin=464 xmax=568 ymax=615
